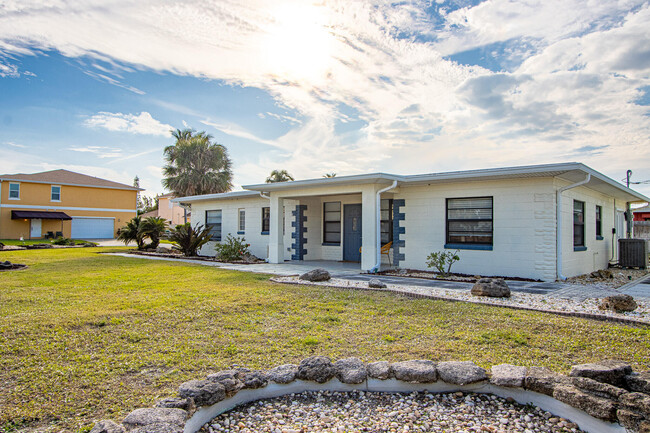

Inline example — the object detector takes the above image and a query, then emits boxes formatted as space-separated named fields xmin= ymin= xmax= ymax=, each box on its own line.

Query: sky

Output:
xmin=0 ymin=0 xmax=649 ymax=198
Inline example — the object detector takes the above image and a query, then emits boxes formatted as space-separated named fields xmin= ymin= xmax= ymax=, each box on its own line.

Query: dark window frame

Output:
xmin=238 ymin=208 xmax=245 ymax=233
xmin=206 ymin=209 xmax=222 ymax=241
xmin=261 ymin=207 xmax=270 ymax=234
xmin=445 ymin=196 xmax=493 ymax=246
xmin=322 ymin=201 xmax=341 ymax=245
xmin=595 ymin=205 xmax=602 ymax=239
xmin=573 ymin=200 xmax=585 ymax=248
xmin=380 ymin=198 xmax=393 ymax=245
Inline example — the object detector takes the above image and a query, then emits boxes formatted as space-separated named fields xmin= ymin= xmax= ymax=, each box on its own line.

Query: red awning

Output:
xmin=11 ymin=210 xmax=72 ymax=220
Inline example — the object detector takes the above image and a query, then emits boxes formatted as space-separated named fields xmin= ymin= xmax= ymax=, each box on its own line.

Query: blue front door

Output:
xmin=343 ymin=204 xmax=362 ymax=262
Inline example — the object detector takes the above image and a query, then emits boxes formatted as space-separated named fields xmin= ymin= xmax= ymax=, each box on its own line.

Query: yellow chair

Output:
xmin=359 ymin=241 xmax=393 ymax=266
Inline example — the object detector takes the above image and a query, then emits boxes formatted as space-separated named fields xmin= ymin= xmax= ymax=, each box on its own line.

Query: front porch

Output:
xmin=264 ymin=182 xmax=404 ymax=272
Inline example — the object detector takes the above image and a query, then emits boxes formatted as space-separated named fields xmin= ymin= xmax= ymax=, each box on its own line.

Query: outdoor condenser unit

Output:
xmin=618 ymin=239 xmax=649 ymax=268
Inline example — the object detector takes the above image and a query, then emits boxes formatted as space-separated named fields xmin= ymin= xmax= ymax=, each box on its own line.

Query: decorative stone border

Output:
xmin=90 ymin=357 xmax=650 ymax=433
xmin=271 ymin=277 xmax=650 ymax=327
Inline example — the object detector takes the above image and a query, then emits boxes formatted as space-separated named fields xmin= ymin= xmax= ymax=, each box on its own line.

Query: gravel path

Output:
xmin=272 ymin=276 xmax=650 ymax=324
xmin=201 ymin=390 xmax=583 ymax=433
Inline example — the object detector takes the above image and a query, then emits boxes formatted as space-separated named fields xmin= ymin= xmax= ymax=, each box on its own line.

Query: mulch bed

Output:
xmin=0 ymin=262 xmax=28 ymax=272
xmin=126 ymin=250 xmax=265 ymax=265
xmin=377 ymin=269 xmax=540 ymax=283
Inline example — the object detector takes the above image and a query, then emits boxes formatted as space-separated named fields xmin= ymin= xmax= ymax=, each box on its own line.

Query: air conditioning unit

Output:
xmin=618 ymin=239 xmax=649 ymax=268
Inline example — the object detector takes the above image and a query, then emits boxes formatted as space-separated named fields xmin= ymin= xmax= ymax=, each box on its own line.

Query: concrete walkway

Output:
xmin=105 ymin=253 xmax=650 ymax=301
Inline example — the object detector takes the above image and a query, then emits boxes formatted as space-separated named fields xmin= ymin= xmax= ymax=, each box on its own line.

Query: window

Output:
xmin=323 ymin=201 xmax=341 ymax=245
xmin=8 ymin=183 xmax=19 ymax=199
xmin=446 ymin=197 xmax=493 ymax=246
xmin=381 ymin=199 xmax=393 ymax=245
xmin=206 ymin=210 xmax=222 ymax=241
xmin=261 ymin=207 xmax=270 ymax=234
xmin=51 ymin=185 xmax=61 ymax=201
xmin=595 ymin=205 xmax=602 ymax=239
xmin=238 ymin=209 xmax=245 ymax=232
xmin=573 ymin=200 xmax=585 ymax=248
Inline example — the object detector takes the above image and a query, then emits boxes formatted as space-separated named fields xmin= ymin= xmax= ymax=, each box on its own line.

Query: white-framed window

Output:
xmin=238 ymin=208 xmax=245 ymax=232
xmin=51 ymin=185 xmax=61 ymax=201
xmin=8 ymin=183 xmax=20 ymax=200
xmin=206 ymin=210 xmax=222 ymax=241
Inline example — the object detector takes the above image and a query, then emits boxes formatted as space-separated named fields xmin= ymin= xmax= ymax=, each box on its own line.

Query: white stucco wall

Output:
xmin=395 ymin=177 xmax=558 ymax=281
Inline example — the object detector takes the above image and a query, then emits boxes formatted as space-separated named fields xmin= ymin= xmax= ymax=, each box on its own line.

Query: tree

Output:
xmin=266 ymin=169 xmax=294 ymax=183
xmin=323 ymin=172 xmax=337 ymax=178
xmin=169 ymin=223 xmax=212 ymax=256
xmin=133 ymin=176 xmax=143 ymax=211
xmin=162 ymin=128 xmax=233 ymax=196
xmin=117 ymin=216 xmax=146 ymax=249
xmin=139 ymin=216 xmax=167 ymax=249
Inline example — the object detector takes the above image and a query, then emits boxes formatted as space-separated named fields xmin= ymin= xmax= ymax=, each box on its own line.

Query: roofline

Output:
xmin=0 ymin=177 xmax=143 ymax=191
xmin=172 ymin=190 xmax=262 ymax=203
xmin=243 ymin=173 xmax=401 ymax=191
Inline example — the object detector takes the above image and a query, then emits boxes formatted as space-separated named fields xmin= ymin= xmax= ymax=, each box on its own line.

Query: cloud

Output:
xmin=4 ymin=141 xmax=26 ymax=148
xmin=67 ymin=145 xmax=123 ymax=158
xmin=84 ymin=111 xmax=173 ymax=136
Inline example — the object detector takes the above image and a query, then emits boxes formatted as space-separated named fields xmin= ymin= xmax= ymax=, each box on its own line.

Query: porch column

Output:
xmin=268 ymin=195 xmax=284 ymax=263
xmin=361 ymin=187 xmax=379 ymax=271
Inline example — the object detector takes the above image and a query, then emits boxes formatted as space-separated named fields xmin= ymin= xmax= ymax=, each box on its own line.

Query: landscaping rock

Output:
xmin=334 ymin=357 xmax=367 ymax=384
xmin=570 ymin=359 xmax=632 ymax=387
xmin=620 ymin=392 xmax=650 ymax=417
xmin=0 ymin=261 xmax=12 ymax=269
xmin=599 ymin=294 xmax=638 ymax=312
xmin=296 ymin=356 xmax=336 ymax=383
xmin=240 ymin=370 xmax=268 ymax=389
xmin=590 ymin=269 xmax=613 ymax=279
xmin=122 ymin=408 xmax=186 ymax=431
xmin=553 ymin=384 xmax=618 ymax=421
xmin=490 ymin=364 xmax=527 ymax=388
xmin=368 ymin=278 xmax=387 ymax=288
xmin=627 ymin=371 xmax=650 ymax=394
xmin=390 ymin=360 xmax=437 ymax=383
xmin=155 ymin=397 xmax=194 ymax=412
xmin=90 ymin=420 xmax=125 ymax=433
xmin=437 ymin=361 xmax=487 ymax=385
xmin=570 ymin=376 xmax=627 ymax=400
xmin=524 ymin=367 xmax=568 ymax=396
xmin=130 ymin=423 xmax=183 ymax=433
xmin=207 ymin=370 xmax=238 ymax=382
xmin=367 ymin=361 xmax=392 ymax=380
xmin=178 ymin=379 xmax=225 ymax=406
xmin=618 ymin=408 xmax=646 ymax=431
xmin=299 ymin=268 xmax=331 ymax=282
xmin=470 ymin=278 xmax=511 ymax=298
xmin=267 ymin=364 xmax=298 ymax=384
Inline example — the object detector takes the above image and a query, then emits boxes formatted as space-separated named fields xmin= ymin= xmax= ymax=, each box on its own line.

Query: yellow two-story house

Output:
xmin=0 ymin=169 xmax=141 ymax=240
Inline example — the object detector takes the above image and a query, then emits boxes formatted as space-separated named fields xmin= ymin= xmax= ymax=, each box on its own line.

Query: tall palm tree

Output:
xmin=162 ymin=128 xmax=233 ymax=197
xmin=265 ymin=169 xmax=294 ymax=183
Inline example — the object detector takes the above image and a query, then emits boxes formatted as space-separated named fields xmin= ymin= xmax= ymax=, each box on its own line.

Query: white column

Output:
xmin=361 ymin=186 xmax=378 ymax=271
xmin=269 ymin=194 xmax=285 ymax=263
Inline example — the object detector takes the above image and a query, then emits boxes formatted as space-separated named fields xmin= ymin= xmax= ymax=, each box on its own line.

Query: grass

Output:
xmin=0 ymin=239 xmax=91 ymax=246
xmin=0 ymin=248 xmax=649 ymax=432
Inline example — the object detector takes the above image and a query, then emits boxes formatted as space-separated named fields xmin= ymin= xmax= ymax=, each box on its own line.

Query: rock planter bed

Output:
xmin=378 ymin=269 xmax=540 ymax=284
xmin=90 ymin=357 xmax=650 ymax=433
xmin=127 ymin=250 xmax=265 ymax=265
xmin=0 ymin=260 xmax=27 ymax=271
xmin=271 ymin=276 xmax=650 ymax=325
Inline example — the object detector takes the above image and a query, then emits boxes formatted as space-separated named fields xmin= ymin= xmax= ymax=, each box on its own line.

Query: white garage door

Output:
xmin=71 ymin=217 xmax=114 ymax=239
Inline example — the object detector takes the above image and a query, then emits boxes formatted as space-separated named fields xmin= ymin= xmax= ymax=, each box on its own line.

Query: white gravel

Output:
xmin=201 ymin=390 xmax=583 ymax=433
xmin=271 ymin=277 xmax=650 ymax=324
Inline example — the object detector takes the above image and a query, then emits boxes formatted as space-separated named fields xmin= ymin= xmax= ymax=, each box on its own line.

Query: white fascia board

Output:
xmin=172 ymin=190 xmax=262 ymax=203
xmin=0 ymin=178 xmax=142 ymax=191
xmin=243 ymin=173 xmax=402 ymax=192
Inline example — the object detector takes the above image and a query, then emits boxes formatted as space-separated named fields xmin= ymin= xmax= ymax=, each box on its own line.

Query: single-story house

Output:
xmin=174 ymin=162 xmax=649 ymax=281
xmin=0 ymin=169 xmax=141 ymax=239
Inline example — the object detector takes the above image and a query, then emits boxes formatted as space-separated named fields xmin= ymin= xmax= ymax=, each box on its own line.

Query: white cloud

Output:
xmin=67 ymin=145 xmax=123 ymax=158
xmin=84 ymin=111 xmax=173 ymax=136
xmin=4 ymin=141 xmax=26 ymax=148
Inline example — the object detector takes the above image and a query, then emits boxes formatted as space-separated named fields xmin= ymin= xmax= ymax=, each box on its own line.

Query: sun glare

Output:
xmin=262 ymin=3 xmax=334 ymax=83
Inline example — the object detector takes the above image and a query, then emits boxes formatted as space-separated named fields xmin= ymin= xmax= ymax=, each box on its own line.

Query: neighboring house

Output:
xmin=0 ymin=169 xmax=141 ymax=239
xmin=174 ymin=162 xmax=649 ymax=281
xmin=633 ymin=205 xmax=650 ymax=221
xmin=139 ymin=193 xmax=189 ymax=226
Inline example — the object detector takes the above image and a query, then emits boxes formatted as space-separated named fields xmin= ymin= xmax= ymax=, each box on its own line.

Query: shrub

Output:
xmin=138 ymin=217 xmax=168 ymax=249
xmin=214 ymin=235 xmax=251 ymax=261
xmin=425 ymin=250 xmax=460 ymax=276
xmin=52 ymin=236 xmax=75 ymax=246
xmin=169 ymin=223 xmax=212 ymax=256
xmin=117 ymin=216 xmax=146 ymax=249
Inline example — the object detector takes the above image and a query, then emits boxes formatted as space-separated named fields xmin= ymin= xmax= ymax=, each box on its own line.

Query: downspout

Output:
xmin=556 ymin=173 xmax=591 ymax=280
xmin=260 ymin=192 xmax=270 ymax=200
xmin=371 ymin=180 xmax=398 ymax=273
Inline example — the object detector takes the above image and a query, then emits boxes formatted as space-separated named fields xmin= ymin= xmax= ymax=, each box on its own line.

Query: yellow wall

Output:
xmin=0 ymin=181 xmax=137 ymax=239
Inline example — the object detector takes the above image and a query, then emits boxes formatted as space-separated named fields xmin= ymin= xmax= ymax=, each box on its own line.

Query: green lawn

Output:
xmin=0 ymin=239 xmax=91 ymax=246
xmin=1 ymin=248 xmax=649 ymax=432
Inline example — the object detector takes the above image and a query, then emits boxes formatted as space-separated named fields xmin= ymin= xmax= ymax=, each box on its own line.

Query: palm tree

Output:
xmin=323 ymin=173 xmax=337 ymax=178
xmin=162 ymin=128 xmax=233 ymax=197
xmin=117 ymin=216 xmax=146 ymax=249
xmin=265 ymin=169 xmax=294 ymax=183
xmin=169 ymin=223 xmax=212 ymax=256
xmin=139 ymin=217 xmax=168 ymax=249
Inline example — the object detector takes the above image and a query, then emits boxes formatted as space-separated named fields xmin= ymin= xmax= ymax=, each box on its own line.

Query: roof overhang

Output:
xmin=0 ymin=178 xmax=143 ymax=191
xmin=173 ymin=190 xmax=262 ymax=204
xmin=11 ymin=210 xmax=72 ymax=220
xmin=243 ymin=173 xmax=400 ymax=193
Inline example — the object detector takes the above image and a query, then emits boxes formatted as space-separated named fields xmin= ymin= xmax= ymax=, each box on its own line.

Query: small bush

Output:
xmin=169 ymin=223 xmax=212 ymax=256
xmin=52 ymin=236 xmax=75 ymax=246
xmin=214 ymin=235 xmax=251 ymax=261
xmin=425 ymin=250 xmax=460 ymax=276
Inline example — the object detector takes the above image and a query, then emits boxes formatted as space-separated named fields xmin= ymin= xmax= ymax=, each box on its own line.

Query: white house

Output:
xmin=174 ymin=162 xmax=649 ymax=281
